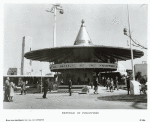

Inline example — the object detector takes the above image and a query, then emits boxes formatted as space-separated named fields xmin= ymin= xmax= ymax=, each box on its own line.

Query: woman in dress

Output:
xmin=9 ymin=81 xmax=15 ymax=101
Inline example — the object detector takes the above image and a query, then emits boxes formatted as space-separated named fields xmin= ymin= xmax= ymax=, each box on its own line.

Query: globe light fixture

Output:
xmin=46 ymin=4 xmax=64 ymax=47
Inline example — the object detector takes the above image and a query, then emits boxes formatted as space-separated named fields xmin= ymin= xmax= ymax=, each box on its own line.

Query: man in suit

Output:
xmin=114 ymin=76 xmax=119 ymax=90
xmin=126 ymin=76 xmax=130 ymax=95
xmin=43 ymin=77 xmax=49 ymax=98
xmin=126 ymin=72 xmax=132 ymax=95
xmin=4 ymin=77 xmax=10 ymax=102
xmin=68 ymin=79 xmax=72 ymax=96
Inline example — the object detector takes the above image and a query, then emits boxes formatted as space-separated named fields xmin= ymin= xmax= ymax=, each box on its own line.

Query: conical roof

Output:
xmin=74 ymin=20 xmax=94 ymax=46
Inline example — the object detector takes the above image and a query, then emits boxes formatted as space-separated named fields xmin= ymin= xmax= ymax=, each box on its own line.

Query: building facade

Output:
xmin=21 ymin=36 xmax=32 ymax=75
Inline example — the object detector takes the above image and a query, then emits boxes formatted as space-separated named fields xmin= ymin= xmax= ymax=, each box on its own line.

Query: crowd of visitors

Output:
xmin=4 ymin=73 xmax=147 ymax=101
xmin=101 ymin=76 xmax=119 ymax=92
xmin=85 ymin=76 xmax=120 ymax=94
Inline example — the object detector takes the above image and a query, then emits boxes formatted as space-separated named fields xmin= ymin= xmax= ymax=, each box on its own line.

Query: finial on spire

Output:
xmin=81 ymin=19 xmax=85 ymax=27
xmin=82 ymin=19 xmax=85 ymax=24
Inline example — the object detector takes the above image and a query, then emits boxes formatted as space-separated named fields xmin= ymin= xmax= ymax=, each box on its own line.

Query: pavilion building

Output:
xmin=24 ymin=20 xmax=144 ymax=85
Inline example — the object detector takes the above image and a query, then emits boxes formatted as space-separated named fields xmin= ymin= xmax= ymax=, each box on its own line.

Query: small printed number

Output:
xmin=140 ymin=119 xmax=145 ymax=121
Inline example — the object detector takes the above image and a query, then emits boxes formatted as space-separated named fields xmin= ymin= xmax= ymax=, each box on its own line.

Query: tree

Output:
xmin=135 ymin=72 xmax=142 ymax=82
xmin=135 ymin=72 xmax=147 ymax=84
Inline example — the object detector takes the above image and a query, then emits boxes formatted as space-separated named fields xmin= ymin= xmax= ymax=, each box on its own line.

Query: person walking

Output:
xmin=88 ymin=78 xmax=90 ymax=86
xmin=37 ymin=82 xmax=41 ymax=93
xmin=126 ymin=76 xmax=130 ymax=95
xmin=90 ymin=80 xmax=93 ymax=89
xmin=126 ymin=72 xmax=132 ymax=95
xmin=106 ymin=77 xmax=110 ymax=90
xmin=68 ymin=79 xmax=72 ymax=96
xmin=20 ymin=79 xmax=26 ymax=95
xmin=49 ymin=81 xmax=53 ymax=92
xmin=4 ymin=77 xmax=10 ymax=102
xmin=94 ymin=77 xmax=99 ymax=94
xmin=60 ymin=78 xmax=64 ymax=85
xmin=110 ymin=78 xmax=114 ymax=92
xmin=103 ymin=77 xmax=107 ymax=87
xmin=114 ymin=76 xmax=119 ymax=90
xmin=43 ymin=77 xmax=49 ymax=98
xmin=88 ymin=78 xmax=92 ymax=89
xmin=101 ymin=76 xmax=104 ymax=86
xmin=77 ymin=77 xmax=81 ymax=85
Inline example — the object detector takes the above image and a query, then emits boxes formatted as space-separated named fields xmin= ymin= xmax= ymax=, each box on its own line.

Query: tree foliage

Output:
xmin=135 ymin=72 xmax=142 ymax=81
xmin=135 ymin=72 xmax=147 ymax=84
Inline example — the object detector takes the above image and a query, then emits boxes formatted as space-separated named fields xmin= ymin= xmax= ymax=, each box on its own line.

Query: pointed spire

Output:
xmin=74 ymin=19 xmax=94 ymax=46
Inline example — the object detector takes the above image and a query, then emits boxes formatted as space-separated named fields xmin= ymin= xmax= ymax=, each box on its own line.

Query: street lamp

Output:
xmin=40 ymin=69 xmax=42 ymax=93
xmin=123 ymin=5 xmax=147 ymax=81
xmin=123 ymin=5 xmax=135 ymax=81
xmin=46 ymin=4 xmax=64 ymax=47
xmin=123 ymin=27 xmax=135 ymax=81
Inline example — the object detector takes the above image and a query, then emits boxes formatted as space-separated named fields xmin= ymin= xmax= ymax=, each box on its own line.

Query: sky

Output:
xmin=3 ymin=4 xmax=148 ymax=75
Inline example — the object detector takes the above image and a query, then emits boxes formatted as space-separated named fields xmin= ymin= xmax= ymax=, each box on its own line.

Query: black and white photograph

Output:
xmin=1 ymin=1 xmax=149 ymax=122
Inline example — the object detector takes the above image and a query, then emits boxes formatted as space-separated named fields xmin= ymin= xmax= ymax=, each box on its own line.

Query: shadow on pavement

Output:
xmin=97 ymin=94 xmax=147 ymax=103
xmin=132 ymin=101 xmax=147 ymax=109
xmin=36 ymin=98 xmax=47 ymax=99
xmin=3 ymin=100 xmax=10 ymax=102
xmin=16 ymin=94 xmax=25 ymax=95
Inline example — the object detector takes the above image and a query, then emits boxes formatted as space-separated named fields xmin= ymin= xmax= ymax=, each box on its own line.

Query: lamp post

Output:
xmin=46 ymin=4 xmax=64 ymax=47
xmin=123 ymin=5 xmax=135 ymax=81
xmin=40 ymin=69 xmax=42 ymax=93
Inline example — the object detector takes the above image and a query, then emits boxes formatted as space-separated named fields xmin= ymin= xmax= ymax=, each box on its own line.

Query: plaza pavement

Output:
xmin=3 ymin=86 xmax=147 ymax=109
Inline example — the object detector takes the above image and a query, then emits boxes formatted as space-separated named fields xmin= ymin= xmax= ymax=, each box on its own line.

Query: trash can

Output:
xmin=130 ymin=80 xmax=141 ymax=95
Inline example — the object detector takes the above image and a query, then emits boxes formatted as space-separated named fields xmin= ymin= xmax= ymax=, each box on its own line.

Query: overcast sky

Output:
xmin=3 ymin=4 xmax=148 ymax=75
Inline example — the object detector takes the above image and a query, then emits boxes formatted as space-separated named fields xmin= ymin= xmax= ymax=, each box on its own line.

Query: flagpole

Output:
xmin=40 ymin=69 xmax=42 ymax=93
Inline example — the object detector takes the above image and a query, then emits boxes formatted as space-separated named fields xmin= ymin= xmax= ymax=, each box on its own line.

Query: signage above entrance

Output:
xmin=50 ymin=63 xmax=117 ymax=70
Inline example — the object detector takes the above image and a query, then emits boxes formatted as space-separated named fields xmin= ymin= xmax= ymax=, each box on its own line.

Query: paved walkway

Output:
xmin=3 ymin=86 xmax=147 ymax=109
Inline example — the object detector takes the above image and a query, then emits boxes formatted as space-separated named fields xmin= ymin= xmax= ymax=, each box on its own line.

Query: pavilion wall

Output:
xmin=62 ymin=69 xmax=94 ymax=85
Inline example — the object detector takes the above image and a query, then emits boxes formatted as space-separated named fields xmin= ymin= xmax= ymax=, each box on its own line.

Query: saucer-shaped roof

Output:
xmin=24 ymin=46 xmax=144 ymax=62
xmin=24 ymin=20 xmax=144 ymax=62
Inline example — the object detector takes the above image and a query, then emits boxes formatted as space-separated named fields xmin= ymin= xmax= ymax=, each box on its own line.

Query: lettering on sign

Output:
xmin=89 ymin=64 xmax=96 ymax=67
xmin=80 ymin=64 xmax=84 ymax=67
xmin=50 ymin=63 xmax=117 ymax=70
